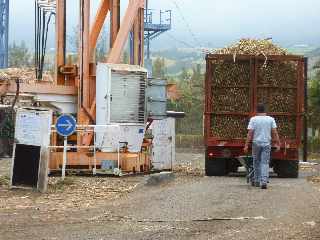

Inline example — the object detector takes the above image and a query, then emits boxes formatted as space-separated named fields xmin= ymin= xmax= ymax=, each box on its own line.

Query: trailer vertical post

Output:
xmin=303 ymin=57 xmax=308 ymax=162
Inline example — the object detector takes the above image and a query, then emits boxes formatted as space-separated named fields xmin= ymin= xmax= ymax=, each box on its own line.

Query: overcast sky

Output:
xmin=9 ymin=0 xmax=320 ymax=50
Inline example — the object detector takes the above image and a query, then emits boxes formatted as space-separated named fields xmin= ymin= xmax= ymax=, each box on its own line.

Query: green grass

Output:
xmin=49 ymin=177 xmax=76 ymax=191
xmin=0 ymin=175 xmax=10 ymax=186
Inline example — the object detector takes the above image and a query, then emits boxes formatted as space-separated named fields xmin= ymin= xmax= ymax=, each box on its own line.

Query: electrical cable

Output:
xmin=34 ymin=0 xmax=56 ymax=80
xmin=40 ymin=9 xmax=46 ymax=78
xmin=170 ymin=0 xmax=203 ymax=48
xmin=40 ymin=11 xmax=54 ymax=79
xmin=166 ymin=32 xmax=196 ymax=49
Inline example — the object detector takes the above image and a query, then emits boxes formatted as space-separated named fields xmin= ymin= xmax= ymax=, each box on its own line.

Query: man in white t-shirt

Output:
xmin=244 ymin=104 xmax=281 ymax=189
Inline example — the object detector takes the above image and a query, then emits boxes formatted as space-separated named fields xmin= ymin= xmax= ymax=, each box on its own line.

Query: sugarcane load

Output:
xmin=204 ymin=38 xmax=307 ymax=178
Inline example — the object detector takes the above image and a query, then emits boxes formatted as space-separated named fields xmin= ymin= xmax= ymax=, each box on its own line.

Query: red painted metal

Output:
xmin=206 ymin=146 xmax=298 ymax=161
xmin=204 ymin=54 xmax=306 ymax=161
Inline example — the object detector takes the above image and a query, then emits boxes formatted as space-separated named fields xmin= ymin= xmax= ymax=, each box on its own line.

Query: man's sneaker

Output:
xmin=261 ymin=183 xmax=267 ymax=189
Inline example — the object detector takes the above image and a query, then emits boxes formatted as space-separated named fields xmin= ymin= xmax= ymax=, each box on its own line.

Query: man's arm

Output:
xmin=272 ymin=128 xmax=281 ymax=151
xmin=244 ymin=129 xmax=254 ymax=153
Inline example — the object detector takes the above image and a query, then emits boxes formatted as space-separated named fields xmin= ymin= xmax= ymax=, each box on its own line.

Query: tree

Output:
xmin=168 ymin=64 xmax=204 ymax=135
xmin=179 ymin=67 xmax=191 ymax=84
xmin=309 ymin=63 xmax=320 ymax=135
xmin=67 ymin=25 xmax=109 ymax=63
xmin=96 ymin=27 xmax=109 ymax=62
xmin=152 ymin=57 xmax=166 ymax=78
xmin=8 ymin=41 xmax=31 ymax=67
xmin=308 ymin=62 xmax=320 ymax=151
xmin=122 ymin=51 xmax=129 ymax=64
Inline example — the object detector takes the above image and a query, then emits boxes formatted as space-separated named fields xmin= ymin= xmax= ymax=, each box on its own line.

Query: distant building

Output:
xmin=167 ymin=83 xmax=181 ymax=101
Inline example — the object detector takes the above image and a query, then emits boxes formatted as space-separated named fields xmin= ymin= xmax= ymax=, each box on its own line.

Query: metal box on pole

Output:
xmin=10 ymin=107 xmax=52 ymax=192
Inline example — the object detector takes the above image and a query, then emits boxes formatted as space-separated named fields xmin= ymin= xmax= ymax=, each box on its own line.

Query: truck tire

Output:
xmin=205 ymin=155 xmax=227 ymax=176
xmin=227 ymin=158 xmax=240 ymax=173
xmin=274 ymin=160 xmax=299 ymax=178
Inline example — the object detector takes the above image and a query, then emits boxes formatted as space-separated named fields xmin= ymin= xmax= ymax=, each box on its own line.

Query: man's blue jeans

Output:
xmin=252 ymin=143 xmax=271 ymax=185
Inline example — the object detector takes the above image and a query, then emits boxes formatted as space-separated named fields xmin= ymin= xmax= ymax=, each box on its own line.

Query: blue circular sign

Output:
xmin=55 ymin=114 xmax=77 ymax=137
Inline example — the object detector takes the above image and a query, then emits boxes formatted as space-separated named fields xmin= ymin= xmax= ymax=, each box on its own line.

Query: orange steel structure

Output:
xmin=1 ymin=0 xmax=148 ymax=172
xmin=55 ymin=0 xmax=145 ymax=145
xmin=49 ymin=0 xmax=147 ymax=171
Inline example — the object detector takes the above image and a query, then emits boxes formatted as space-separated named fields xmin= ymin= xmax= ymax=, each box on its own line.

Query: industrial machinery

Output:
xmin=204 ymin=53 xmax=307 ymax=178
xmin=2 ymin=0 xmax=171 ymax=173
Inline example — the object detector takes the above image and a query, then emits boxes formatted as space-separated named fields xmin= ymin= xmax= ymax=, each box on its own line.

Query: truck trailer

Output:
xmin=204 ymin=54 xmax=307 ymax=178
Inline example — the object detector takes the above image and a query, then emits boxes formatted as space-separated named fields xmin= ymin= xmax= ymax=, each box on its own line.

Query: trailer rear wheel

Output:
xmin=205 ymin=155 xmax=227 ymax=176
xmin=274 ymin=160 xmax=299 ymax=178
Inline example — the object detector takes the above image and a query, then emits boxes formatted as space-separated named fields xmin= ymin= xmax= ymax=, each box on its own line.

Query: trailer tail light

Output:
xmin=208 ymin=152 xmax=214 ymax=157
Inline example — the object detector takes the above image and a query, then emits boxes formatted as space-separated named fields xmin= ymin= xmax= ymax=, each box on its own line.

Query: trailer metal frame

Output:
xmin=204 ymin=54 xmax=307 ymax=162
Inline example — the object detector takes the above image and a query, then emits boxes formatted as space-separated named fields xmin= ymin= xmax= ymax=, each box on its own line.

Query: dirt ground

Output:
xmin=1 ymin=150 xmax=320 ymax=240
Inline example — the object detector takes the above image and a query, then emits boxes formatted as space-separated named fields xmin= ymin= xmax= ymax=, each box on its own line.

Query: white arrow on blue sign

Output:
xmin=55 ymin=114 xmax=77 ymax=137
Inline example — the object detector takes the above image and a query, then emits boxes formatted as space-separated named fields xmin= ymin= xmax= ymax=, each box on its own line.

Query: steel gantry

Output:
xmin=0 ymin=0 xmax=9 ymax=69
xmin=144 ymin=0 xmax=172 ymax=75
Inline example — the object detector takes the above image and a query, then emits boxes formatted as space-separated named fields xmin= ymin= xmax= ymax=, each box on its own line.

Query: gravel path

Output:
xmin=1 ymin=154 xmax=320 ymax=240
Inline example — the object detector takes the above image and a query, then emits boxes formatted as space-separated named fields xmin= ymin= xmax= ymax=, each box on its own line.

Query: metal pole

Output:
xmin=145 ymin=0 xmax=148 ymax=15
xmin=4 ymin=0 xmax=8 ymax=68
xmin=62 ymin=136 xmax=67 ymax=180
xmin=117 ymin=142 xmax=120 ymax=170
xmin=147 ymin=33 xmax=150 ymax=59
xmin=93 ymin=130 xmax=97 ymax=175
xmin=303 ymin=57 xmax=308 ymax=162
xmin=170 ymin=137 xmax=173 ymax=171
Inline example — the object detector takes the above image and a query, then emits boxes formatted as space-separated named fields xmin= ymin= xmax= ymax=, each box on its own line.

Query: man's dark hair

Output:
xmin=257 ymin=103 xmax=266 ymax=113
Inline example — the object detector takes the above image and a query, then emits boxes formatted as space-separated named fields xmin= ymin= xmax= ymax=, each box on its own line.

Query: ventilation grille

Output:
xmin=110 ymin=71 xmax=146 ymax=123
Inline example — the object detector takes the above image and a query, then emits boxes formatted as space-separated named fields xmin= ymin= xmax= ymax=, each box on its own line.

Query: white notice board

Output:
xmin=15 ymin=108 xmax=52 ymax=147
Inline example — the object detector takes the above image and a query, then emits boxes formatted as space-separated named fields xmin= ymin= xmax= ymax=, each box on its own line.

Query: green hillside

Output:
xmin=152 ymin=45 xmax=320 ymax=77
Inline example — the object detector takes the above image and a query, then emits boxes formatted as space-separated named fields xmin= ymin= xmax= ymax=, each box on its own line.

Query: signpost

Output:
xmin=55 ymin=115 xmax=76 ymax=180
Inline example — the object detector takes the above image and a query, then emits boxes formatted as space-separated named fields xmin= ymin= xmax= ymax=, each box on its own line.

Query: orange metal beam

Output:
xmin=110 ymin=0 xmax=120 ymax=48
xmin=133 ymin=8 xmax=144 ymax=66
xmin=133 ymin=15 xmax=140 ymax=65
xmin=77 ymin=0 xmax=94 ymax=150
xmin=89 ymin=0 xmax=110 ymax=60
xmin=78 ymin=0 xmax=91 ymax=111
xmin=55 ymin=0 xmax=66 ymax=85
xmin=107 ymin=0 xmax=144 ymax=63
xmin=80 ymin=99 xmax=96 ymax=146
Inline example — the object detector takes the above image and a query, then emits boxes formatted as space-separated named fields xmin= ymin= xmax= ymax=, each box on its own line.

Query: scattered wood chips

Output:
xmin=308 ymin=176 xmax=320 ymax=183
xmin=175 ymin=162 xmax=204 ymax=176
xmin=0 ymin=176 xmax=140 ymax=212
xmin=0 ymin=68 xmax=54 ymax=83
